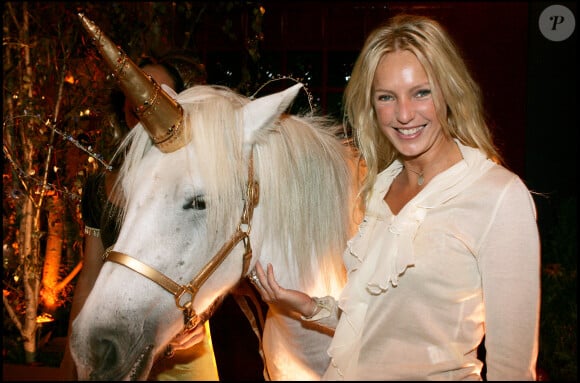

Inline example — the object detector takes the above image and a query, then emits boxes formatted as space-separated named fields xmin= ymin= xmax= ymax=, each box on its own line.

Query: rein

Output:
xmin=104 ymin=152 xmax=259 ymax=330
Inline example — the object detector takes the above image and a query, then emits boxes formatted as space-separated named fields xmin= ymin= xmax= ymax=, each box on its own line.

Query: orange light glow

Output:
xmin=36 ymin=312 xmax=55 ymax=324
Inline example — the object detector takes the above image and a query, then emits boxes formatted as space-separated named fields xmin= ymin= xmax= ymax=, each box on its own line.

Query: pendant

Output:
xmin=417 ymin=174 xmax=424 ymax=186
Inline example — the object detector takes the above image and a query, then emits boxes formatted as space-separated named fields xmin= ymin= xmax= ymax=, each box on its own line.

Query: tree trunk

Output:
xmin=19 ymin=3 xmax=41 ymax=364
xmin=20 ymin=195 xmax=41 ymax=364
xmin=41 ymin=193 xmax=65 ymax=314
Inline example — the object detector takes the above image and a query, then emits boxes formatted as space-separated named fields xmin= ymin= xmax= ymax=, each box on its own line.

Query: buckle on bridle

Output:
xmin=175 ymin=284 xmax=196 ymax=311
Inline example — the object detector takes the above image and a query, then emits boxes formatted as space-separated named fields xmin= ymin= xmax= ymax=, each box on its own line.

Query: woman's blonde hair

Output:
xmin=344 ymin=14 xmax=502 ymax=204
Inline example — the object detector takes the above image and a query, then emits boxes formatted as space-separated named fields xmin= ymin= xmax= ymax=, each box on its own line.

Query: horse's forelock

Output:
xmin=183 ymin=86 xmax=249 ymax=246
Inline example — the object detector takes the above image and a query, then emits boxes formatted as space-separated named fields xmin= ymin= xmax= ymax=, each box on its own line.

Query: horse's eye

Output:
xmin=184 ymin=196 xmax=206 ymax=210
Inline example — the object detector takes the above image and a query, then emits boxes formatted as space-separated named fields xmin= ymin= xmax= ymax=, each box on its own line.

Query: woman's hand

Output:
xmin=165 ymin=322 xmax=206 ymax=357
xmin=250 ymin=261 xmax=318 ymax=318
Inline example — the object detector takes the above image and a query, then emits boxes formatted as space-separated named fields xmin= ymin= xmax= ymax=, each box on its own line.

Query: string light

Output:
xmin=3 ymin=146 xmax=82 ymax=202
xmin=4 ymin=113 xmax=113 ymax=171
xmin=250 ymin=75 xmax=315 ymax=115
xmin=47 ymin=125 xmax=112 ymax=171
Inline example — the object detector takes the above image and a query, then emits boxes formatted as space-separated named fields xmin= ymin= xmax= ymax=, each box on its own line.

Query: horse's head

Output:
xmin=69 ymin=79 xmax=305 ymax=379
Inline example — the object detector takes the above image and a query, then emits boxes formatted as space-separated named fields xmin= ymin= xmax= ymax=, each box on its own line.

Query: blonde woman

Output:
xmin=254 ymin=14 xmax=540 ymax=380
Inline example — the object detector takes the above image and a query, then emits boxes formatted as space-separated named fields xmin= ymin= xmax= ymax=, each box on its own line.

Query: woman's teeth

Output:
xmin=397 ymin=125 xmax=424 ymax=135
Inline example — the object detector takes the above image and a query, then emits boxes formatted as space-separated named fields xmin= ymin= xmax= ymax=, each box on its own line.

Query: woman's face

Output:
xmin=372 ymin=50 xmax=444 ymax=159
xmin=123 ymin=64 xmax=176 ymax=129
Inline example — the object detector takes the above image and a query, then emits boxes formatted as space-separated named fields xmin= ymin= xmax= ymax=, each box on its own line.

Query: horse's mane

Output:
xmin=116 ymin=85 xmax=358 ymax=292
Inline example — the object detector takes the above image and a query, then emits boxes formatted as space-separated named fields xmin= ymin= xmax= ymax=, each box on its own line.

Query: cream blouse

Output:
xmin=317 ymin=142 xmax=540 ymax=380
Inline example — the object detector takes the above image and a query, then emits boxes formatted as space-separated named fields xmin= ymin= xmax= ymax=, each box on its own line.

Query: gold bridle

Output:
xmin=103 ymin=153 xmax=258 ymax=330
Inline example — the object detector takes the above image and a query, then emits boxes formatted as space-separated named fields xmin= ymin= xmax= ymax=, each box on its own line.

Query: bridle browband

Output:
xmin=103 ymin=152 xmax=259 ymax=330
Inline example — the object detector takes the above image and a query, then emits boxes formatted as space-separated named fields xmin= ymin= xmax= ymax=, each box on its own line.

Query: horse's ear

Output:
xmin=242 ymin=83 xmax=303 ymax=143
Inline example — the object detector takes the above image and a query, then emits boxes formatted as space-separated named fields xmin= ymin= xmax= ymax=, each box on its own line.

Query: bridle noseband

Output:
xmin=103 ymin=152 xmax=258 ymax=330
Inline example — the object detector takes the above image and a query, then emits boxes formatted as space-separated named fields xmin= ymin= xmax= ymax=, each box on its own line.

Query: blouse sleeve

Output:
xmin=300 ymin=295 xmax=340 ymax=330
xmin=478 ymin=176 xmax=540 ymax=380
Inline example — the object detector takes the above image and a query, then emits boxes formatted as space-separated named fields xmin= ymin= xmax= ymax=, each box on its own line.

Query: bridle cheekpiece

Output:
xmin=103 ymin=152 xmax=258 ymax=330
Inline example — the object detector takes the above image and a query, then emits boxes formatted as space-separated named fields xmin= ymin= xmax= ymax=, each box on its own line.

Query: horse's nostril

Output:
xmin=93 ymin=337 xmax=119 ymax=371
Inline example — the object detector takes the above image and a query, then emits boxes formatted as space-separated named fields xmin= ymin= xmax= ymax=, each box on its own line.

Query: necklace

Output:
xmin=405 ymin=166 xmax=424 ymax=186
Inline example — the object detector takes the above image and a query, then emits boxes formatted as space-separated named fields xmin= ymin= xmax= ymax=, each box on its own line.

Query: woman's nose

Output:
xmin=396 ymin=98 xmax=415 ymax=123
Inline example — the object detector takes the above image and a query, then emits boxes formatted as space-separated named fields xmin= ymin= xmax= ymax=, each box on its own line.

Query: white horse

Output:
xmin=69 ymin=82 xmax=360 ymax=380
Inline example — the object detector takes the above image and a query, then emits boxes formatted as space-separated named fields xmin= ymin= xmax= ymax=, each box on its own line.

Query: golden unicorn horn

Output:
xmin=78 ymin=13 xmax=186 ymax=153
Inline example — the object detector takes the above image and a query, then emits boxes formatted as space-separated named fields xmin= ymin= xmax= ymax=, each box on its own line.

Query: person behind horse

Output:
xmin=252 ymin=13 xmax=540 ymax=380
xmin=60 ymin=51 xmax=221 ymax=381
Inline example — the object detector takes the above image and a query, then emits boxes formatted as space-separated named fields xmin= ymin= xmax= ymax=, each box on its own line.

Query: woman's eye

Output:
xmin=416 ymin=89 xmax=431 ymax=98
xmin=183 ymin=196 xmax=206 ymax=210
xmin=377 ymin=94 xmax=394 ymax=102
